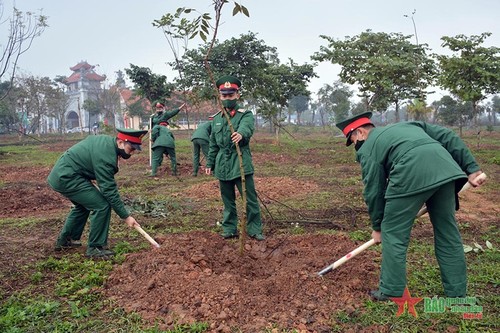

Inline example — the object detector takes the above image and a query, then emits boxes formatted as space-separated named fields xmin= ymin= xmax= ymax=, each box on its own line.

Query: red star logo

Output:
xmin=390 ymin=287 xmax=423 ymax=318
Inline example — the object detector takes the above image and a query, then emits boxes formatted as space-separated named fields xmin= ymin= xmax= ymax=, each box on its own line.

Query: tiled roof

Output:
xmin=65 ymin=72 xmax=106 ymax=83
xmin=119 ymin=88 xmax=152 ymax=111
xmin=70 ymin=61 xmax=93 ymax=71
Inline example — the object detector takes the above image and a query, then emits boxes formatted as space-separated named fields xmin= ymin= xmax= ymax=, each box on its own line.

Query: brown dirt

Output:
xmin=180 ymin=177 xmax=320 ymax=201
xmin=104 ymin=231 xmax=378 ymax=332
xmin=0 ymin=136 xmax=498 ymax=332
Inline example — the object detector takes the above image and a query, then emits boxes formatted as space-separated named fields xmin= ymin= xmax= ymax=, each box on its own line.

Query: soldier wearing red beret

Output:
xmin=205 ymin=75 xmax=264 ymax=241
xmin=47 ymin=128 xmax=148 ymax=258
xmin=336 ymin=113 xmax=484 ymax=300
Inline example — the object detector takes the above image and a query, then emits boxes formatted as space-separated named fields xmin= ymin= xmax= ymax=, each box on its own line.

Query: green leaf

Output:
xmin=463 ymin=244 xmax=473 ymax=253
xmin=485 ymin=240 xmax=493 ymax=249
xmin=200 ymin=31 xmax=207 ymax=42
xmin=189 ymin=31 xmax=198 ymax=40
xmin=232 ymin=4 xmax=240 ymax=16
xmin=241 ymin=5 xmax=250 ymax=17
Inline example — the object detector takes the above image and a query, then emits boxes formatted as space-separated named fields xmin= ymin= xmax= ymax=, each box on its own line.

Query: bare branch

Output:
xmin=0 ymin=4 xmax=47 ymax=100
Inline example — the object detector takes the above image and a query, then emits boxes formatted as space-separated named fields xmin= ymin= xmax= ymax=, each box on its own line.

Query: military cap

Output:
xmin=216 ymin=75 xmax=241 ymax=95
xmin=335 ymin=112 xmax=373 ymax=146
xmin=116 ymin=128 xmax=148 ymax=151
xmin=155 ymin=102 xmax=165 ymax=109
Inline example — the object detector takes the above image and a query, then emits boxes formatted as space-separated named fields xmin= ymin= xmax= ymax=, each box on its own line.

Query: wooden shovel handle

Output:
xmin=134 ymin=225 xmax=160 ymax=248
xmin=417 ymin=173 xmax=487 ymax=217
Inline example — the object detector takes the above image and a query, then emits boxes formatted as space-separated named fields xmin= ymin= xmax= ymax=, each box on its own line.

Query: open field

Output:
xmin=0 ymin=127 xmax=499 ymax=332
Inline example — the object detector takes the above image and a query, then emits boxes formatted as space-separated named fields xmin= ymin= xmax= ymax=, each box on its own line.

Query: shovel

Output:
xmin=134 ymin=225 xmax=161 ymax=248
xmin=317 ymin=172 xmax=487 ymax=276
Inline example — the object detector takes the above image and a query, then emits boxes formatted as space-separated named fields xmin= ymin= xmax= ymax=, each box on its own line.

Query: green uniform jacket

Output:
xmin=47 ymin=135 xmax=129 ymax=219
xmin=356 ymin=122 xmax=480 ymax=231
xmin=150 ymin=108 xmax=181 ymax=127
xmin=206 ymin=107 xmax=255 ymax=181
xmin=151 ymin=125 xmax=175 ymax=148
xmin=191 ymin=121 xmax=212 ymax=143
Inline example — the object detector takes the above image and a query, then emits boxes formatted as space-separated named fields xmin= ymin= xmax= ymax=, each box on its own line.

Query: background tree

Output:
xmin=115 ymin=70 xmax=126 ymax=88
xmin=288 ymin=95 xmax=309 ymax=125
xmin=45 ymin=80 xmax=70 ymax=134
xmin=17 ymin=75 xmax=54 ymax=136
xmin=0 ymin=81 xmax=18 ymax=131
xmin=0 ymin=2 xmax=47 ymax=100
xmin=435 ymin=95 xmax=473 ymax=136
xmin=316 ymin=81 xmax=352 ymax=124
xmin=351 ymin=101 xmax=369 ymax=116
xmin=125 ymin=64 xmax=174 ymax=107
xmin=312 ymin=29 xmax=436 ymax=122
xmin=491 ymin=95 xmax=500 ymax=126
xmin=126 ymin=98 xmax=149 ymax=119
xmin=257 ymin=60 xmax=316 ymax=140
xmin=83 ymin=85 xmax=121 ymax=131
xmin=406 ymin=98 xmax=433 ymax=121
xmin=436 ymin=32 xmax=500 ymax=129
xmin=173 ymin=32 xmax=280 ymax=101
xmin=173 ymin=32 xmax=316 ymax=138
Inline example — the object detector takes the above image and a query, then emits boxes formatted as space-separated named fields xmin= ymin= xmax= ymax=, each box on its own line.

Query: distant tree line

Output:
xmin=1 ymin=1 xmax=499 ymax=138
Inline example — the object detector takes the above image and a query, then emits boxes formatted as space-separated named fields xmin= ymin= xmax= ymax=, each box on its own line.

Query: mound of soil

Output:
xmin=180 ymin=177 xmax=320 ymax=201
xmin=104 ymin=231 xmax=379 ymax=332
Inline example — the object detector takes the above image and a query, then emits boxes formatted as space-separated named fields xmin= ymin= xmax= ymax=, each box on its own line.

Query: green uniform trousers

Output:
xmin=219 ymin=174 xmax=262 ymax=236
xmin=57 ymin=181 xmax=112 ymax=248
xmin=151 ymin=146 xmax=177 ymax=176
xmin=192 ymin=138 xmax=209 ymax=176
xmin=380 ymin=181 xmax=466 ymax=297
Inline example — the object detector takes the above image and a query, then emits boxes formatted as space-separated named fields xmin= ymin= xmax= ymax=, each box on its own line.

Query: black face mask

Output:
xmin=118 ymin=148 xmax=131 ymax=159
xmin=354 ymin=140 xmax=365 ymax=151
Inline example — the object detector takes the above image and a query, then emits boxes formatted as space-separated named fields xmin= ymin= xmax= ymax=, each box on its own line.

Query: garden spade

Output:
xmin=317 ymin=172 xmax=487 ymax=276
xmin=134 ymin=225 xmax=161 ymax=248
xmin=317 ymin=238 xmax=376 ymax=276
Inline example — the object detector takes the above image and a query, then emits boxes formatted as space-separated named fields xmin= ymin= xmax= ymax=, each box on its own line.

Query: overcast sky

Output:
xmin=3 ymin=0 xmax=499 ymax=101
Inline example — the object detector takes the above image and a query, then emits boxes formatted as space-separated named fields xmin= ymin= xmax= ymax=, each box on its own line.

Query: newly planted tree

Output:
xmin=165 ymin=0 xmax=251 ymax=253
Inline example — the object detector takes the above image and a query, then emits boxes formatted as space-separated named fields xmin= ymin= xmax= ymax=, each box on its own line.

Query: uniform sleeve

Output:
xmin=93 ymin=155 xmax=130 ymax=219
xmin=158 ymin=108 xmax=180 ymax=123
xmin=359 ymin=154 xmax=387 ymax=231
xmin=411 ymin=122 xmax=480 ymax=175
xmin=151 ymin=126 xmax=160 ymax=142
xmin=237 ymin=111 xmax=255 ymax=146
xmin=206 ymin=121 xmax=219 ymax=170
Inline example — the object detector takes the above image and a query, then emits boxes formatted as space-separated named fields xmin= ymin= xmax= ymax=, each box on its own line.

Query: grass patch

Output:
xmin=1 ymin=128 xmax=498 ymax=331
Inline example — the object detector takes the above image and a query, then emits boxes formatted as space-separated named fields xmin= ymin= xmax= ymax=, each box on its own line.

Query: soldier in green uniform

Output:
xmin=205 ymin=75 xmax=264 ymax=241
xmin=191 ymin=121 xmax=212 ymax=176
xmin=336 ymin=112 xmax=484 ymax=300
xmin=47 ymin=128 xmax=148 ymax=258
xmin=151 ymin=121 xmax=177 ymax=177
xmin=150 ymin=102 xmax=185 ymax=127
